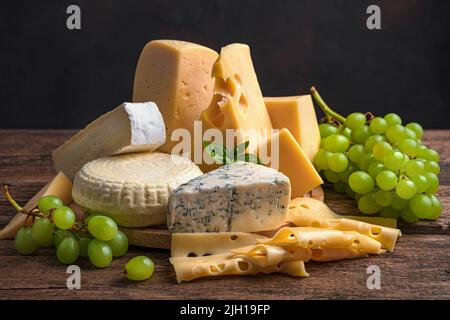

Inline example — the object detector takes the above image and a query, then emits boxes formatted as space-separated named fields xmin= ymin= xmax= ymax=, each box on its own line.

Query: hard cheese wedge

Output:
xmin=53 ymin=102 xmax=165 ymax=180
xmin=0 ymin=172 xmax=72 ymax=239
xmin=257 ymin=128 xmax=323 ymax=198
xmin=133 ymin=40 xmax=218 ymax=154
xmin=264 ymin=95 xmax=320 ymax=161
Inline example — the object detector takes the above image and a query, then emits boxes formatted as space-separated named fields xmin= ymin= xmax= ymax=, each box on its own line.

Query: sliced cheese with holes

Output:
xmin=310 ymin=248 xmax=368 ymax=262
xmin=230 ymin=244 xmax=311 ymax=267
xmin=257 ymin=227 xmax=385 ymax=255
xmin=288 ymin=197 xmax=401 ymax=252
xmin=0 ymin=172 xmax=72 ymax=239
xmin=72 ymin=152 xmax=202 ymax=227
xmin=53 ymin=102 xmax=165 ymax=180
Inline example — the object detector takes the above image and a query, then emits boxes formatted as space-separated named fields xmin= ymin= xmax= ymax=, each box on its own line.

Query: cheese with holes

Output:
xmin=133 ymin=40 xmax=218 ymax=154
xmin=72 ymin=152 xmax=202 ymax=227
xmin=200 ymin=43 xmax=273 ymax=155
xmin=168 ymin=162 xmax=290 ymax=233
xmin=0 ymin=172 xmax=73 ymax=239
xmin=52 ymin=102 xmax=165 ymax=180
xmin=264 ymin=95 xmax=320 ymax=161
xmin=310 ymin=248 xmax=368 ymax=262
xmin=230 ymin=244 xmax=311 ymax=267
xmin=258 ymin=128 xmax=323 ymax=198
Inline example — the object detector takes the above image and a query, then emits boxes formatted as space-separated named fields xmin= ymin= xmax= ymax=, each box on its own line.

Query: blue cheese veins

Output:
xmin=168 ymin=162 xmax=291 ymax=232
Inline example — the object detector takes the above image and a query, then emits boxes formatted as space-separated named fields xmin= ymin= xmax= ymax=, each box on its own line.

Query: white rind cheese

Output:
xmin=168 ymin=162 xmax=291 ymax=233
xmin=72 ymin=152 xmax=203 ymax=227
xmin=52 ymin=102 xmax=166 ymax=180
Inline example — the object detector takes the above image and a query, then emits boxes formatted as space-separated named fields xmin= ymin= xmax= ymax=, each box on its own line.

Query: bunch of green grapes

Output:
xmin=311 ymin=88 xmax=442 ymax=222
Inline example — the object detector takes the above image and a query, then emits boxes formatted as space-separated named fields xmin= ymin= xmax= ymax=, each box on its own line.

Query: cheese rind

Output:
xmin=52 ymin=102 xmax=165 ymax=180
xmin=167 ymin=162 xmax=291 ymax=233
xmin=72 ymin=152 xmax=203 ymax=227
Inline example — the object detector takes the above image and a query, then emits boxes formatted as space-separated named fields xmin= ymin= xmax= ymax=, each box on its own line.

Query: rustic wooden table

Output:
xmin=0 ymin=130 xmax=449 ymax=300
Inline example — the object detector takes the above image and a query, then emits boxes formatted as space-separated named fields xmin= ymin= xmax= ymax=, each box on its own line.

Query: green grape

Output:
xmin=395 ymin=179 xmax=417 ymax=199
xmin=57 ymin=237 xmax=80 ymax=264
xmin=37 ymin=195 xmax=63 ymax=214
xmin=358 ymin=153 xmax=375 ymax=171
xmin=405 ymin=122 xmax=423 ymax=139
xmin=391 ymin=193 xmax=408 ymax=210
xmin=324 ymin=170 xmax=341 ymax=183
xmin=357 ymin=192 xmax=380 ymax=215
xmin=346 ymin=113 xmax=366 ymax=129
xmin=88 ymin=239 xmax=113 ymax=268
xmin=324 ymin=134 xmax=350 ymax=152
xmin=88 ymin=215 xmax=118 ymax=241
xmin=404 ymin=159 xmax=425 ymax=176
xmin=53 ymin=206 xmax=76 ymax=230
xmin=376 ymin=170 xmax=397 ymax=191
xmin=349 ymin=171 xmax=375 ymax=194
xmin=423 ymin=172 xmax=439 ymax=194
xmin=41 ymin=235 xmax=54 ymax=248
xmin=319 ymin=123 xmax=338 ymax=138
xmin=15 ymin=227 xmax=38 ymax=255
xmin=314 ymin=149 xmax=333 ymax=170
xmin=369 ymin=117 xmax=388 ymax=134
xmin=79 ymin=237 xmax=91 ymax=258
xmin=124 ymin=256 xmax=155 ymax=281
xmin=348 ymin=145 xmax=365 ymax=163
xmin=428 ymin=195 xmax=442 ymax=220
xmin=383 ymin=150 xmax=405 ymax=171
xmin=409 ymin=175 xmax=429 ymax=194
xmin=107 ymin=231 xmax=129 ymax=258
xmin=372 ymin=142 xmax=392 ymax=161
xmin=320 ymin=139 xmax=326 ymax=148
xmin=342 ymin=127 xmax=352 ymax=139
xmin=31 ymin=218 xmax=53 ymax=246
xmin=404 ymin=128 xmax=417 ymax=140
xmin=333 ymin=181 xmax=346 ymax=194
xmin=344 ymin=184 xmax=356 ymax=199
xmin=375 ymin=189 xmax=392 ymax=207
xmin=401 ymin=206 xmax=418 ymax=223
xmin=364 ymin=135 xmax=385 ymax=152
xmin=328 ymin=153 xmax=348 ymax=173
xmin=54 ymin=230 xmax=76 ymax=248
xmin=409 ymin=194 xmax=432 ymax=219
xmin=339 ymin=162 xmax=357 ymax=182
xmin=385 ymin=125 xmax=406 ymax=144
xmin=351 ymin=125 xmax=371 ymax=144
xmin=398 ymin=138 xmax=418 ymax=157
xmin=368 ymin=162 xmax=386 ymax=178
xmin=384 ymin=113 xmax=402 ymax=126
xmin=417 ymin=148 xmax=440 ymax=162
xmin=424 ymin=160 xmax=440 ymax=175
xmin=379 ymin=206 xmax=400 ymax=219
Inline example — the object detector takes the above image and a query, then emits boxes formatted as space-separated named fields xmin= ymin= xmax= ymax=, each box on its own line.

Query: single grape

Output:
xmin=376 ymin=170 xmax=397 ymax=191
xmin=349 ymin=171 xmax=375 ymax=194
xmin=375 ymin=189 xmax=392 ymax=207
xmin=384 ymin=113 xmax=402 ymax=126
xmin=31 ymin=217 xmax=53 ymax=246
xmin=88 ymin=239 xmax=113 ymax=268
xmin=428 ymin=195 xmax=442 ymax=220
xmin=424 ymin=161 xmax=440 ymax=175
xmin=358 ymin=153 xmax=375 ymax=171
xmin=319 ymin=123 xmax=339 ymax=138
xmin=54 ymin=230 xmax=76 ymax=248
xmin=384 ymin=150 xmax=405 ymax=171
xmin=79 ymin=237 xmax=91 ymax=258
xmin=339 ymin=162 xmax=357 ymax=182
xmin=398 ymin=138 xmax=418 ymax=157
xmin=341 ymin=127 xmax=352 ymax=139
xmin=314 ymin=149 xmax=333 ymax=170
xmin=53 ymin=206 xmax=76 ymax=230
xmin=379 ymin=206 xmax=400 ymax=219
xmin=37 ymin=195 xmax=63 ymax=214
xmin=391 ymin=193 xmax=408 ymax=210
xmin=385 ymin=125 xmax=406 ymax=144
xmin=346 ymin=112 xmax=366 ymax=129
xmin=15 ymin=227 xmax=38 ymax=255
xmin=358 ymin=192 xmax=380 ymax=215
xmin=401 ymin=206 xmax=418 ymax=223
xmin=324 ymin=170 xmax=341 ymax=183
xmin=57 ymin=237 xmax=80 ymax=264
xmin=351 ymin=125 xmax=371 ymax=144
xmin=124 ymin=256 xmax=155 ymax=281
xmin=328 ymin=153 xmax=348 ymax=173
xmin=409 ymin=175 xmax=429 ymax=194
xmin=395 ymin=179 xmax=417 ymax=200
xmin=405 ymin=122 xmax=423 ymax=139
xmin=404 ymin=128 xmax=417 ymax=140
xmin=369 ymin=117 xmax=388 ymax=134
xmin=344 ymin=184 xmax=356 ymax=199
xmin=417 ymin=148 xmax=440 ymax=162
xmin=364 ymin=135 xmax=385 ymax=152
xmin=404 ymin=159 xmax=425 ymax=176
xmin=324 ymin=134 xmax=350 ymax=153
xmin=423 ymin=172 xmax=439 ymax=194
xmin=88 ymin=215 xmax=118 ymax=241
xmin=372 ymin=141 xmax=392 ymax=161
xmin=41 ymin=235 xmax=54 ymax=248
xmin=409 ymin=194 xmax=432 ymax=219
xmin=368 ymin=162 xmax=386 ymax=179
xmin=348 ymin=145 xmax=365 ymax=163
xmin=107 ymin=231 xmax=129 ymax=258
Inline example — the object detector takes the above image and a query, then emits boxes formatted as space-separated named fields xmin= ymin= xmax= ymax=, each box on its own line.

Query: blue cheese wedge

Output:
xmin=167 ymin=162 xmax=291 ymax=233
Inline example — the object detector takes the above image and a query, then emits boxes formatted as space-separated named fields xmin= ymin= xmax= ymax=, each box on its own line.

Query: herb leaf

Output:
xmin=203 ymin=140 xmax=261 ymax=165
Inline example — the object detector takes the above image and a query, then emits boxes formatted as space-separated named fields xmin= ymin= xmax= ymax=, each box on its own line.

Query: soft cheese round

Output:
xmin=72 ymin=152 xmax=203 ymax=227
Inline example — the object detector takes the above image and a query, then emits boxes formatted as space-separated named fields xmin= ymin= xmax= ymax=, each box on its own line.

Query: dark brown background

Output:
xmin=0 ymin=0 xmax=449 ymax=129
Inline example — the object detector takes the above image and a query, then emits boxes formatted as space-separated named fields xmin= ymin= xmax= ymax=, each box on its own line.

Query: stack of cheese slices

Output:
xmin=0 ymin=40 xmax=402 ymax=283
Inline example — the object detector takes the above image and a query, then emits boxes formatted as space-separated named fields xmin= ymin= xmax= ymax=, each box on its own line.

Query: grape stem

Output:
xmin=3 ymin=185 xmax=44 ymax=218
xmin=310 ymin=86 xmax=346 ymax=124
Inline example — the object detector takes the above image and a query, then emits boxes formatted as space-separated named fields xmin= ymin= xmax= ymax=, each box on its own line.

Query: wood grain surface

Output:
xmin=0 ymin=129 xmax=449 ymax=300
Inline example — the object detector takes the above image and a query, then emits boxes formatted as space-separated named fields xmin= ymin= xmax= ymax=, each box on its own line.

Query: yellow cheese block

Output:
xmin=264 ymin=95 xmax=320 ymax=161
xmin=133 ymin=40 xmax=218 ymax=154
xmin=257 ymin=128 xmax=323 ymax=198
xmin=0 ymin=172 xmax=73 ymax=239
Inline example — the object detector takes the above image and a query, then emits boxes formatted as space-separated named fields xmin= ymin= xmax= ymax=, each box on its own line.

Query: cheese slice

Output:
xmin=230 ymin=244 xmax=311 ymax=267
xmin=133 ymin=40 xmax=218 ymax=154
xmin=288 ymin=197 xmax=401 ymax=251
xmin=0 ymin=172 xmax=72 ymax=239
xmin=264 ymin=95 xmax=320 ymax=161
xmin=72 ymin=152 xmax=202 ymax=227
xmin=257 ymin=128 xmax=323 ymax=198
xmin=310 ymin=248 xmax=368 ymax=262
xmin=52 ymin=102 xmax=165 ymax=180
